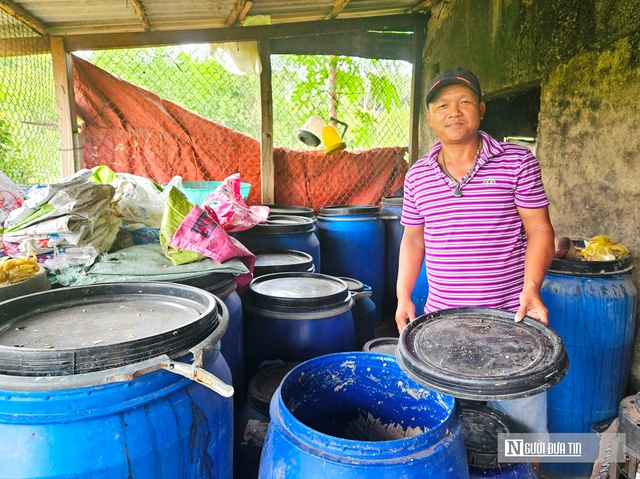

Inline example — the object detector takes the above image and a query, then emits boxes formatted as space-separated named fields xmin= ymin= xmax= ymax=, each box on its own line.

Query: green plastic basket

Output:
xmin=174 ymin=181 xmax=251 ymax=205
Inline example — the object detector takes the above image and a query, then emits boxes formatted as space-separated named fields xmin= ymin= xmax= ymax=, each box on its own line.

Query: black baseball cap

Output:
xmin=425 ymin=68 xmax=482 ymax=105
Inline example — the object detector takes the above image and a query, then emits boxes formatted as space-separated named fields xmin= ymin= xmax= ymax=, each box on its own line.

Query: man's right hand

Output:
xmin=395 ymin=299 xmax=416 ymax=333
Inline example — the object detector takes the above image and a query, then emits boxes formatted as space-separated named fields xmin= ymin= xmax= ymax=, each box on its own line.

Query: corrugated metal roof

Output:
xmin=11 ymin=0 xmax=424 ymax=36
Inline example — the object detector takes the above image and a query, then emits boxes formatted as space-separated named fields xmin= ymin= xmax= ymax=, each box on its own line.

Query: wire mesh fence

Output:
xmin=0 ymin=10 xmax=60 ymax=185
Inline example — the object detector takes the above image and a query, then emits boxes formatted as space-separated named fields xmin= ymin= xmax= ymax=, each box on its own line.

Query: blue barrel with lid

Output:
xmin=540 ymin=247 xmax=636 ymax=477
xmin=379 ymin=196 xmax=429 ymax=315
xmin=0 ymin=282 xmax=234 ymax=479
xmin=462 ymin=404 xmax=537 ymax=478
xmin=259 ymin=352 xmax=470 ymax=478
xmin=233 ymin=215 xmax=320 ymax=272
xmin=363 ymin=337 xmax=398 ymax=356
xmin=234 ymin=362 xmax=299 ymax=479
xmin=253 ymin=249 xmax=314 ymax=277
xmin=265 ymin=204 xmax=315 ymax=219
xmin=316 ymin=205 xmax=385 ymax=324
xmin=242 ymin=272 xmax=355 ymax=381
xmin=339 ymin=276 xmax=376 ymax=350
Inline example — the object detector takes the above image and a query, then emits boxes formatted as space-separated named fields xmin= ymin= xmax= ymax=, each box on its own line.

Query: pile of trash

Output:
xmin=554 ymin=235 xmax=630 ymax=262
xmin=0 ymin=167 xmax=268 ymax=288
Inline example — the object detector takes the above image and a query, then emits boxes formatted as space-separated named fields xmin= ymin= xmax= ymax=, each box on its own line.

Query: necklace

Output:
xmin=441 ymin=138 xmax=483 ymax=197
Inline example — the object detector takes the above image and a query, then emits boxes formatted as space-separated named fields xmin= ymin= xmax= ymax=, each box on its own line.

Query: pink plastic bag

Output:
xmin=201 ymin=173 xmax=269 ymax=232
xmin=169 ymin=204 xmax=255 ymax=291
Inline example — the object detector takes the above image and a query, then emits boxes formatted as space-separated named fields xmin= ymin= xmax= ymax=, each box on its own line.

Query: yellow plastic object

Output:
xmin=579 ymin=235 xmax=629 ymax=261
xmin=322 ymin=124 xmax=346 ymax=155
xmin=0 ymin=252 xmax=39 ymax=285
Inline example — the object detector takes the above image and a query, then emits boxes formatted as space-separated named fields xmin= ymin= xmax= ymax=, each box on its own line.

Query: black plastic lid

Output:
xmin=337 ymin=276 xmax=364 ymax=293
xmin=548 ymin=238 xmax=633 ymax=276
xmin=242 ymin=215 xmax=315 ymax=235
xmin=380 ymin=196 xmax=404 ymax=206
xmin=247 ymin=362 xmax=300 ymax=416
xmin=317 ymin=205 xmax=380 ymax=217
xmin=462 ymin=404 xmax=521 ymax=467
xmin=254 ymin=249 xmax=314 ymax=276
xmin=265 ymin=204 xmax=315 ymax=218
xmin=396 ymin=308 xmax=569 ymax=400
xmin=0 ymin=282 xmax=224 ymax=377
xmin=244 ymin=272 xmax=350 ymax=311
xmin=167 ymin=272 xmax=234 ymax=296
xmin=362 ymin=337 xmax=398 ymax=355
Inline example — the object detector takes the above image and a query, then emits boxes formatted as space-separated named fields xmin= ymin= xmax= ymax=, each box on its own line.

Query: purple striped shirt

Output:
xmin=401 ymin=131 xmax=549 ymax=313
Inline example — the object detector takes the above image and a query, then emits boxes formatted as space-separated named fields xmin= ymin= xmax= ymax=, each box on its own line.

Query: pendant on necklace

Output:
xmin=454 ymin=185 xmax=462 ymax=197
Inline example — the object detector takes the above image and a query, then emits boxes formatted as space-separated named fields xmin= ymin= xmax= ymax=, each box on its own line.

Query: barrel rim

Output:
xmin=362 ymin=336 xmax=398 ymax=353
xmin=270 ymin=352 xmax=461 ymax=461
xmin=317 ymin=205 xmax=380 ymax=217
xmin=241 ymin=215 xmax=315 ymax=235
xmin=264 ymin=204 xmax=316 ymax=218
xmin=548 ymin=239 xmax=633 ymax=276
xmin=254 ymin=249 xmax=315 ymax=276
xmin=0 ymin=282 xmax=227 ymax=377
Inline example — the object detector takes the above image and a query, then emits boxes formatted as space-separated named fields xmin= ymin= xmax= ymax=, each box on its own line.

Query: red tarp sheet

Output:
xmin=73 ymin=56 xmax=407 ymax=208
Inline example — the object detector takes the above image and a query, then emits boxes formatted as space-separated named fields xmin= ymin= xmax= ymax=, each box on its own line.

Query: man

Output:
xmin=395 ymin=67 xmax=555 ymax=434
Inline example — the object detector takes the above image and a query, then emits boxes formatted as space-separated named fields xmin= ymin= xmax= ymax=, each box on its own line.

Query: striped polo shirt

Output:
xmin=401 ymin=131 xmax=549 ymax=313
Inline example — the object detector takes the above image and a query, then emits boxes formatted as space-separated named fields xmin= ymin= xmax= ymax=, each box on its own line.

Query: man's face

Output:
xmin=426 ymin=84 xmax=485 ymax=144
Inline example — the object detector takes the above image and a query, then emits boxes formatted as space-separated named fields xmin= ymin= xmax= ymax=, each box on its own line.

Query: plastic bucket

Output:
xmin=317 ymin=205 xmax=385 ymax=324
xmin=233 ymin=215 xmax=320 ymax=272
xmin=242 ymin=273 xmax=355 ymax=381
xmin=259 ymin=352 xmax=470 ymax=478
xmin=540 ymin=251 xmax=637 ymax=477
xmin=0 ymin=283 xmax=234 ymax=479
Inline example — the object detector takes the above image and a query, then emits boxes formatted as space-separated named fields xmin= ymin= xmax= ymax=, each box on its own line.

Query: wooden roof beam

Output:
xmin=237 ymin=1 xmax=253 ymax=24
xmin=411 ymin=0 xmax=438 ymax=13
xmin=0 ymin=0 xmax=47 ymax=35
xmin=130 ymin=0 xmax=151 ymax=32
xmin=326 ymin=0 xmax=350 ymax=20
xmin=225 ymin=0 xmax=247 ymax=27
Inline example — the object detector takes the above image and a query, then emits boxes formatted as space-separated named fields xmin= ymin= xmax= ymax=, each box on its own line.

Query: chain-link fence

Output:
xmin=0 ymin=11 xmax=60 ymax=185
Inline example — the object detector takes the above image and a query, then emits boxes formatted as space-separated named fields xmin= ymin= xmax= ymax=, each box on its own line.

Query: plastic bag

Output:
xmin=202 ymin=173 xmax=269 ymax=232
xmin=159 ymin=186 xmax=204 ymax=266
xmin=0 ymin=170 xmax=26 ymax=226
xmin=169 ymin=204 xmax=255 ymax=290
xmin=579 ymin=235 xmax=629 ymax=261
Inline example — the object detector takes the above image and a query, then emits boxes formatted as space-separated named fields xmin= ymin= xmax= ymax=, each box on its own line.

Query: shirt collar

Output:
xmin=423 ymin=130 xmax=504 ymax=167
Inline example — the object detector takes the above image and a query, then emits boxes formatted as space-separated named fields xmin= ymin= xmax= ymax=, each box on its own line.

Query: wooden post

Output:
xmin=50 ymin=37 xmax=82 ymax=177
xmin=409 ymin=17 xmax=426 ymax=166
xmin=259 ymin=39 xmax=274 ymax=204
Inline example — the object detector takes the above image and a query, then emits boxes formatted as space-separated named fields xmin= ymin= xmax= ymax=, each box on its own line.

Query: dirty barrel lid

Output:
xmin=265 ymin=204 xmax=315 ymax=219
xmin=362 ymin=337 xmax=398 ymax=355
xmin=396 ymin=308 xmax=569 ymax=400
xmin=248 ymin=362 xmax=300 ymax=417
xmin=243 ymin=215 xmax=315 ymax=235
xmin=462 ymin=404 xmax=522 ymax=468
xmin=0 ymin=282 xmax=226 ymax=377
xmin=253 ymin=249 xmax=314 ymax=277
xmin=244 ymin=272 xmax=351 ymax=311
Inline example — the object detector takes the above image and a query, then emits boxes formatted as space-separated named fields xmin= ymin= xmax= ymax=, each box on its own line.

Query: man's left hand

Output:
xmin=515 ymin=289 xmax=549 ymax=325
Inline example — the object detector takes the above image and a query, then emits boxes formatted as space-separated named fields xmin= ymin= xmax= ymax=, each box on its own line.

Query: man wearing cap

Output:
xmin=395 ymin=67 xmax=555 ymax=434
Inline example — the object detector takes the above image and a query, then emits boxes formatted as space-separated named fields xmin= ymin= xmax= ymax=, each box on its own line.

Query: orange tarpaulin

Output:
xmin=73 ymin=55 xmax=407 ymax=208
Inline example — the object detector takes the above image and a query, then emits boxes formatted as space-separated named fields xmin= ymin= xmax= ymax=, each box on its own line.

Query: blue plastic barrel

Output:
xmin=0 ymin=284 xmax=234 ymax=479
xmin=339 ymin=276 xmax=377 ymax=350
xmin=172 ymin=272 xmax=245 ymax=400
xmin=233 ymin=215 xmax=320 ymax=272
xmin=379 ymin=196 xmax=429 ymax=315
xmin=317 ymin=205 xmax=385 ymax=324
xmin=259 ymin=352 xmax=470 ymax=478
xmin=242 ymin=273 xmax=355 ymax=381
xmin=540 ymin=251 xmax=637 ymax=477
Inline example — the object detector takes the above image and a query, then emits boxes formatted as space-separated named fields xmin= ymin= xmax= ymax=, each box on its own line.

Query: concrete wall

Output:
xmin=422 ymin=0 xmax=640 ymax=390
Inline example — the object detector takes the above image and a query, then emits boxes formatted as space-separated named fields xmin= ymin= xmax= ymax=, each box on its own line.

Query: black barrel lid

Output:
xmin=247 ymin=362 xmax=300 ymax=416
xmin=462 ymin=404 xmax=521 ymax=468
xmin=337 ymin=276 xmax=364 ymax=292
xmin=254 ymin=249 xmax=314 ymax=276
xmin=168 ymin=271 xmax=234 ymax=296
xmin=242 ymin=215 xmax=315 ymax=235
xmin=0 ymin=282 xmax=224 ymax=377
xmin=245 ymin=272 xmax=350 ymax=310
xmin=362 ymin=337 xmax=398 ymax=355
xmin=396 ymin=308 xmax=569 ymax=400
xmin=548 ymin=238 xmax=633 ymax=276
xmin=317 ymin=205 xmax=380 ymax=217
xmin=380 ymin=196 xmax=404 ymax=206
xmin=265 ymin=204 xmax=315 ymax=218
